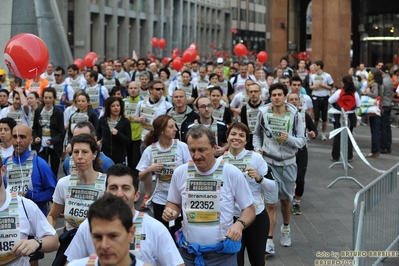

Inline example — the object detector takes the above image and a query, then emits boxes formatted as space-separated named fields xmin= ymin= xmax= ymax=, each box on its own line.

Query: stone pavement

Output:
xmin=40 ymin=123 xmax=399 ymax=266
xmin=265 ymin=123 xmax=399 ymax=266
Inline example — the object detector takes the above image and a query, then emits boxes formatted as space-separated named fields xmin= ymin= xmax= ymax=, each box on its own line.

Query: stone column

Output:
xmin=73 ymin=0 xmax=91 ymax=59
xmin=105 ymin=0 xmax=118 ymax=59
xmin=92 ymin=0 xmax=105 ymax=59
xmin=312 ymin=0 xmax=351 ymax=84
xmin=118 ymin=0 xmax=130 ymax=59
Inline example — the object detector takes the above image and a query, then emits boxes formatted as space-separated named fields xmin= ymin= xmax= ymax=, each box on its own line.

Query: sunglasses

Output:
xmin=54 ymin=74 xmax=62 ymax=77
xmin=153 ymin=87 xmax=164 ymax=91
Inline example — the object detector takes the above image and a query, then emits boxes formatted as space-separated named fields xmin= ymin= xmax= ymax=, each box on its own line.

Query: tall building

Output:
xmin=231 ymin=0 xmax=267 ymax=54
xmin=63 ymin=0 xmax=231 ymax=62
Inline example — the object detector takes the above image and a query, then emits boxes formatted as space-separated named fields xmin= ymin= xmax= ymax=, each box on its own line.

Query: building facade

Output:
xmin=231 ymin=0 xmax=267 ymax=54
xmin=61 ymin=0 xmax=231 ymax=61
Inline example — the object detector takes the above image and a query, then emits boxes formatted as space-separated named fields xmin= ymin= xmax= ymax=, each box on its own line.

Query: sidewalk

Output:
xmin=265 ymin=123 xmax=399 ymax=266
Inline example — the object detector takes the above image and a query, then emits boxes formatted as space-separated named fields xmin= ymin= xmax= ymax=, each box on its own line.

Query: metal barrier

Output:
xmin=353 ymin=163 xmax=399 ymax=266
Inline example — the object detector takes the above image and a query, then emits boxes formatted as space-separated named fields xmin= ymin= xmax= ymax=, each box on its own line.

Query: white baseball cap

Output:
xmin=217 ymin=57 xmax=223 ymax=64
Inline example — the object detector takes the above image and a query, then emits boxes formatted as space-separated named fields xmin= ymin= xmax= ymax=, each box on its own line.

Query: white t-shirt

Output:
xmin=68 ymin=254 xmax=145 ymax=266
xmin=0 ymin=145 xmax=14 ymax=159
xmin=0 ymin=106 xmax=31 ymax=126
xmin=134 ymin=98 xmax=173 ymax=141
xmin=230 ymin=74 xmax=250 ymax=94
xmin=65 ymin=76 xmax=86 ymax=91
xmin=309 ymin=71 xmax=334 ymax=97
xmin=230 ymin=91 xmax=248 ymax=108
xmin=64 ymin=105 xmax=78 ymax=128
xmin=167 ymin=157 xmax=254 ymax=246
xmin=223 ymin=150 xmax=276 ymax=216
xmin=136 ymin=140 xmax=191 ymax=205
xmin=65 ymin=211 xmax=184 ymax=266
xmin=50 ymin=81 xmax=75 ymax=103
xmin=52 ymin=172 xmax=105 ymax=230
xmin=0 ymin=191 xmax=56 ymax=266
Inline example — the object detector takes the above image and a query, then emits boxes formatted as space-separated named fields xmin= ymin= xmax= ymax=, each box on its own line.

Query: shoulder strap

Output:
xmin=21 ymin=198 xmax=29 ymax=220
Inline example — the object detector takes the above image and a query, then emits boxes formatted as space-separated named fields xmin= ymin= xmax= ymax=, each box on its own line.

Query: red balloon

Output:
xmin=189 ymin=43 xmax=198 ymax=51
xmin=4 ymin=33 xmax=49 ymax=79
xmin=172 ymin=57 xmax=184 ymax=71
xmin=234 ymin=44 xmax=247 ymax=57
xmin=73 ymin=58 xmax=84 ymax=70
xmin=182 ymin=48 xmax=197 ymax=63
xmin=159 ymin=38 xmax=167 ymax=49
xmin=162 ymin=57 xmax=171 ymax=65
xmin=257 ymin=51 xmax=268 ymax=63
xmin=84 ymin=52 xmax=98 ymax=68
xmin=151 ymin=37 xmax=159 ymax=48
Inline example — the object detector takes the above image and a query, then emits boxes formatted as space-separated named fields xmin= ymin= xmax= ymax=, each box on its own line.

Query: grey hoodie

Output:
xmin=253 ymin=102 xmax=306 ymax=166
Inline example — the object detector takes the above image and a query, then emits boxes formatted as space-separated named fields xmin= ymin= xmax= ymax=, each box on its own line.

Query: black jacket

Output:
xmin=32 ymin=106 xmax=65 ymax=157
xmin=167 ymin=106 xmax=200 ymax=143
xmin=97 ymin=116 xmax=132 ymax=164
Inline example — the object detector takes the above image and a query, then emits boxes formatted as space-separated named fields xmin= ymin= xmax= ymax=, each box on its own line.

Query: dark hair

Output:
xmin=181 ymin=70 xmax=191 ymax=77
xmin=68 ymin=64 xmax=79 ymax=72
xmin=105 ymin=164 xmax=139 ymax=193
xmin=103 ymin=97 xmax=125 ymax=118
xmin=144 ymin=114 xmax=174 ymax=147
xmin=290 ymin=75 xmax=302 ymax=84
xmin=209 ymin=73 xmax=219 ymax=82
xmin=314 ymin=60 xmax=324 ymax=69
xmin=93 ymin=64 xmax=102 ymax=75
xmin=226 ymin=121 xmax=250 ymax=142
xmin=371 ymin=69 xmax=383 ymax=86
xmin=89 ymin=71 xmax=98 ymax=81
xmin=159 ymin=68 xmax=170 ymax=79
xmin=247 ymin=62 xmax=255 ymax=68
xmin=110 ymin=86 xmax=123 ymax=97
xmin=279 ymin=75 xmax=290 ymax=81
xmin=12 ymin=89 xmax=26 ymax=99
xmin=269 ymin=83 xmax=288 ymax=96
xmin=27 ymin=91 xmax=39 ymax=100
xmin=70 ymin=133 xmax=103 ymax=172
xmin=375 ymin=60 xmax=384 ymax=66
xmin=76 ymin=90 xmax=90 ymax=104
xmin=137 ymin=58 xmax=147 ymax=67
xmin=209 ymin=86 xmax=223 ymax=96
xmin=0 ymin=117 xmax=17 ymax=131
xmin=280 ymin=57 xmax=288 ymax=63
xmin=42 ymin=87 xmax=57 ymax=103
xmin=10 ymin=76 xmax=22 ymax=87
xmin=88 ymin=193 xmax=133 ymax=233
xmin=74 ymin=121 xmax=97 ymax=136
xmin=55 ymin=66 xmax=65 ymax=75
xmin=195 ymin=96 xmax=210 ymax=109
xmin=341 ymin=76 xmax=356 ymax=94
xmin=186 ymin=125 xmax=216 ymax=146
xmin=0 ymin=89 xmax=9 ymax=97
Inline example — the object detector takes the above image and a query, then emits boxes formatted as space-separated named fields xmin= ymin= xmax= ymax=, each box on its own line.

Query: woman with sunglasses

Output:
xmin=223 ymin=121 xmax=276 ymax=266
xmin=97 ymin=97 xmax=131 ymax=164
xmin=32 ymin=87 xmax=65 ymax=177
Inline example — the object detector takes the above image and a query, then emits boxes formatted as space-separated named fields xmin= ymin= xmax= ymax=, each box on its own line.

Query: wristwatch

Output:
xmin=34 ymin=237 xmax=42 ymax=251
xmin=236 ymin=219 xmax=246 ymax=228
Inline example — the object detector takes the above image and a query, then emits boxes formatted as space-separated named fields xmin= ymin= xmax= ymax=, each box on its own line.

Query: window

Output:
xmin=240 ymin=9 xmax=246 ymax=21
xmin=232 ymin=7 xmax=238 ymax=20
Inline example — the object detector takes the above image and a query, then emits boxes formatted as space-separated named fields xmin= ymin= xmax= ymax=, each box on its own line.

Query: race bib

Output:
xmin=6 ymin=153 xmax=34 ymax=194
xmin=0 ymin=193 xmax=20 ymax=265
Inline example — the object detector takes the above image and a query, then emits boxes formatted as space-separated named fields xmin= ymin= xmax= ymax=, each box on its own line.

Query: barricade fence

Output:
xmin=353 ymin=163 xmax=399 ymax=266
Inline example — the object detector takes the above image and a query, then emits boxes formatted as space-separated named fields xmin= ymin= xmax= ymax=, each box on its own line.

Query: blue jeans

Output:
xmin=380 ymin=106 xmax=392 ymax=150
xmin=369 ymin=116 xmax=381 ymax=153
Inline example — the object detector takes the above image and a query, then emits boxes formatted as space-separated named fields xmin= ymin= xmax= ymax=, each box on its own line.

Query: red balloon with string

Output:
xmin=4 ymin=33 xmax=49 ymax=79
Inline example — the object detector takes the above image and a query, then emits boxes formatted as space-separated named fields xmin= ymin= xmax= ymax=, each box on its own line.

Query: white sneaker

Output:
xmin=280 ymin=224 xmax=292 ymax=247
xmin=321 ymin=133 xmax=327 ymax=141
xmin=265 ymin=238 xmax=275 ymax=254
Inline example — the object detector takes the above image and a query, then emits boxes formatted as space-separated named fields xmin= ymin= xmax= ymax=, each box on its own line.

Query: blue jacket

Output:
xmin=4 ymin=150 xmax=57 ymax=215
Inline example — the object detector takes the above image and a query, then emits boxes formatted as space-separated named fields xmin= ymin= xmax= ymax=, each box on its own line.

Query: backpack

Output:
xmin=337 ymin=90 xmax=356 ymax=111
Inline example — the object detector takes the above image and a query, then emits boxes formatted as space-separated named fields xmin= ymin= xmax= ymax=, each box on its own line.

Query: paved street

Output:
xmin=41 ymin=122 xmax=399 ymax=265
